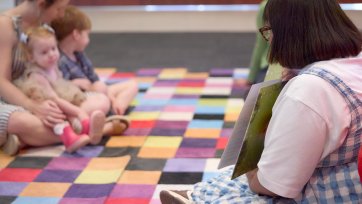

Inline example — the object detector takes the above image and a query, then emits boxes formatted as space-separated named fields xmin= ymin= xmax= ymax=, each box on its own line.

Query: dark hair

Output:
xmin=264 ymin=0 xmax=362 ymax=69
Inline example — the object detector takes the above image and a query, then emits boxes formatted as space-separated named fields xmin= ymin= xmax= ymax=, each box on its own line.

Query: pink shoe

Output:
xmin=81 ymin=111 xmax=105 ymax=145
xmin=61 ymin=126 xmax=90 ymax=153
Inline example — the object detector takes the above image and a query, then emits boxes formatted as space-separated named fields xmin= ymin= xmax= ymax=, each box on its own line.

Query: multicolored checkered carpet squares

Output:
xmin=0 ymin=68 xmax=248 ymax=204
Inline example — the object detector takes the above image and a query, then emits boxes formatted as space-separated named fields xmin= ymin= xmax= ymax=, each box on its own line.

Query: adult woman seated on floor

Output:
xmin=0 ymin=0 xmax=128 ymax=156
xmin=160 ymin=0 xmax=362 ymax=203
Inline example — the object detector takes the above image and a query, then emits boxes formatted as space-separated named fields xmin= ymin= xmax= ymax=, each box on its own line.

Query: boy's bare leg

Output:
xmin=80 ymin=92 xmax=111 ymax=115
xmin=108 ymin=79 xmax=138 ymax=115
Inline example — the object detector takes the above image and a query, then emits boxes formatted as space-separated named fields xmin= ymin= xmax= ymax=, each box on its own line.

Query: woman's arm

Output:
xmin=0 ymin=17 xmax=65 ymax=127
xmin=0 ymin=17 xmax=33 ymax=109
xmin=246 ymin=169 xmax=277 ymax=196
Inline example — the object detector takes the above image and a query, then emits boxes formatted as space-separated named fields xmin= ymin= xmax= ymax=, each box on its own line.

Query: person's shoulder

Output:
xmin=0 ymin=15 xmax=16 ymax=42
xmin=0 ymin=15 xmax=14 ymax=27
xmin=283 ymin=72 xmax=331 ymax=101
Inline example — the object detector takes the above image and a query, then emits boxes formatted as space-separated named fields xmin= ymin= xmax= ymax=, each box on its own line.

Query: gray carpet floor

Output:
xmin=86 ymin=32 xmax=256 ymax=72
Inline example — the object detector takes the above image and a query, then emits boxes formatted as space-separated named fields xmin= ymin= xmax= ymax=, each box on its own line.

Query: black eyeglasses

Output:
xmin=259 ymin=26 xmax=272 ymax=41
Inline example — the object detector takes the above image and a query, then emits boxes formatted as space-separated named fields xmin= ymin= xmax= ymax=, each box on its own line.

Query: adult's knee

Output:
xmin=8 ymin=111 xmax=42 ymax=132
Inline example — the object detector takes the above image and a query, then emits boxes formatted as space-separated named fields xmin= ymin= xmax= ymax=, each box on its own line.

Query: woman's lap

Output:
xmin=191 ymin=166 xmax=270 ymax=204
xmin=0 ymin=100 xmax=26 ymax=137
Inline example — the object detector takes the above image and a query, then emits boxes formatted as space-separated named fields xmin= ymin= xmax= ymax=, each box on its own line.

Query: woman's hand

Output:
xmin=30 ymin=100 xmax=66 ymax=128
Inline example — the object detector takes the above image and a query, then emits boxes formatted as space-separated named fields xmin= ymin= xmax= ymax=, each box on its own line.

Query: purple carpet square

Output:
xmin=124 ymin=128 xmax=151 ymax=136
xmin=0 ymin=182 xmax=28 ymax=196
xmin=59 ymin=197 xmax=106 ymax=204
xmin=137 ymin=68 xmax=162 ymax=76
xmin=176 ymin=148 xmax=216 ymax=158
xmin=62 ymin=146 xmax=104 ymax=158
xmin=180 ymin=79 xmax=205 ymax=83
xmin=106 ymin=78 xmax=127 ymax=84
xmin=35 ymin=170 xmax=80 ymax=182
xmin=163 ymin=158 xmax=206 ymax=172
xmin=133 ymin=105 xmax=164 ymax=112
xmin=172 ymin=94 xmax=200 ymax=99
xmin=64 ymin=184 xmax=114 ymax=198
xmin=110 ymin=184 xmax=155 ymax=198
xmin=220 ymin=128 xmax=233 ymax=137
xmin=149 ymin=128 xmax=185 ymax=136
xmin=210 ymin=68 xmax=234 ymax=76
xmin=154 ymin=120 xmax=189 ymax=129
xmin=180 ymin=138 xmax=216 ymax=148
xmin=45 ymin=157 xmax=90 ymax=170
xmin=153 ymin=80 xmax=180 ymax=87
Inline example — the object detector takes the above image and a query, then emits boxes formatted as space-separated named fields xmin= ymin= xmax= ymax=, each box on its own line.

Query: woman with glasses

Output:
xmin=160 ymin=0 xmax=362 ymax=203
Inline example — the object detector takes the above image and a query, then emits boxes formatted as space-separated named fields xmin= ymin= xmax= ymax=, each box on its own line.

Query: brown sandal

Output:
xmin=105 ymin=115 xmax=130 ymax=136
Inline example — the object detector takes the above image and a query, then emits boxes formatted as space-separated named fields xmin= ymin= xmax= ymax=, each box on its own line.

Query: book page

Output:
xmin=231 ymin=80 xmax=283 ymax=179
xmin=218 ymin=79 xmax=282 ymax=170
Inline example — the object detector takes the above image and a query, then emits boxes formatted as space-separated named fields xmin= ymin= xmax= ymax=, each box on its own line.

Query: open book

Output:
xmin=218 ymin=79 xmax=284 ymax=179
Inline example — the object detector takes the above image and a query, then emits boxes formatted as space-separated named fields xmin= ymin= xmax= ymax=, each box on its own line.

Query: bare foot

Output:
xmin=88 ymin=111 xmax=106 ymax=145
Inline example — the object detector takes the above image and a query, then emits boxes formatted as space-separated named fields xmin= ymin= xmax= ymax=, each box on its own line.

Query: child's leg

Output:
xmin=80 ymin=92 xmax=111 ymax=115
xmin=108 ymin=79 xmax=138 ymax=115
xmin=53 ymin=122 xmax=90 ymax=153
xmin=80 ymin=110 xmax=106 ymax=145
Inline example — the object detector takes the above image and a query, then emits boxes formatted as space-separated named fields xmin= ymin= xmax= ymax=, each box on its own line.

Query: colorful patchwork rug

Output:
xmin=0 ymin=68 xmax=249 ymax=204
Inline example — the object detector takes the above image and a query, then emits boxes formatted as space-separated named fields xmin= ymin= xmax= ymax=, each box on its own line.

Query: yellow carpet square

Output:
xmin=159 ymin=68 xmax=187 ymax=79
xmin=20 ymin=182 xmax=70 ymax=197
xmin=129 ymin=112 xmax=160 ymax=120
xmin=75 ymin=170 xmax=122 ymax=184
xmin=144 ymin=136 xmax=182 ymax=148
xmin=224 ymin=113 xmax=240 ymax=122
xmin=185 ymin=72 xmax=209 ymax=79
xmin=107 ymin=136 xmax=146 ymax=147
xmin=94 ymin=67 xmax=116 ymax=75
xmin=86 ymin=156 xmax=130 ymax=170
xmin=184 ymin=128 xmax=221 ymax=138
xmin=198 ymin=99 xmax=227 ymax=106
xmin=119 ymin=171 xmax=161 ymax=184
xmin=138 ymin=147 xmax=177 ymax=158
xmin=0 ymin=154 xmax=14 ymax=168
xmin=136 ymin=77 xmax=156 ymax=84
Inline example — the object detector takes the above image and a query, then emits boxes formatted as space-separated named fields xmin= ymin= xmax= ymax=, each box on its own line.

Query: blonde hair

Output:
xmin=51 ymin=5 xmax=91 ymax=41
xmin=21 ymin=26 xmax=56 ymax=60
